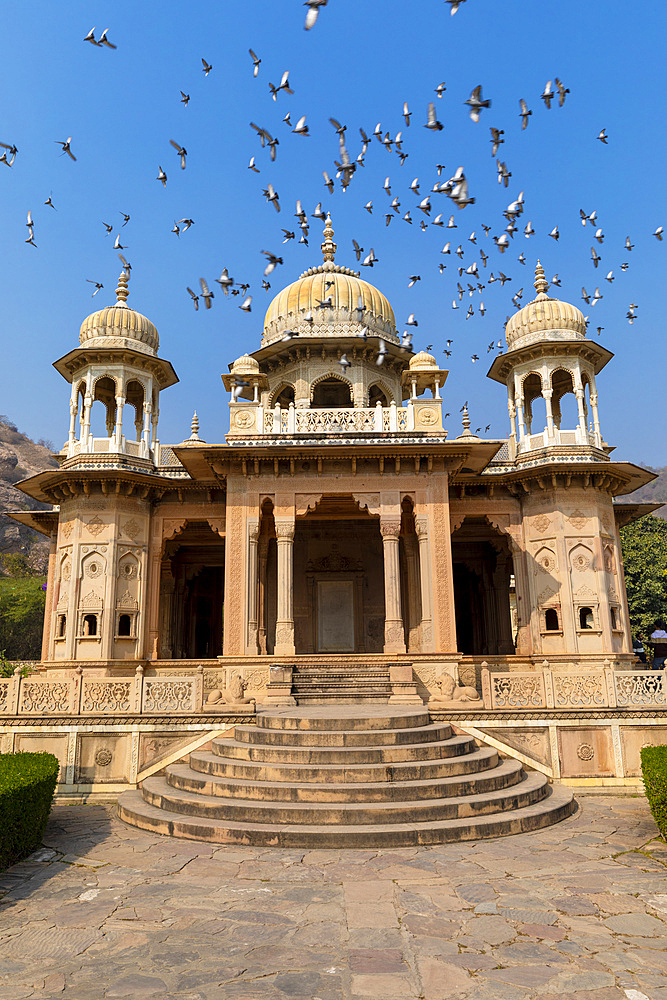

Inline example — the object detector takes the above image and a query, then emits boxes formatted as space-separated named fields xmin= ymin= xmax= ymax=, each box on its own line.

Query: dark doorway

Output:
xmin=451 ymin=517 xmax=515 ymax=656
xmin=161 ymin=521 xmax=225 ymax=659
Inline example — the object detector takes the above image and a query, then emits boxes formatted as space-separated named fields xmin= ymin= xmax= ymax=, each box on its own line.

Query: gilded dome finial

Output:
xmin=534 ymin=260 xmax=549 ymax=298
xmin=115 ymin=267 xmax=130 ymax=305
xmin=321 ymin=213 xmax=337 ymax=263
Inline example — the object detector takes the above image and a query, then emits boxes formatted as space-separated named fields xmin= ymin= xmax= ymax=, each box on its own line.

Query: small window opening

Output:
xmin=82 ymin=613 xmax=98 ymax=636
xmin=118 ymin=613 xmax=132 ymax=637
xmin=610 ymin=607 xmax=618 ymax=630
xmin=56 ymin=614 xmax=66 ymax=638
xmin=579 ymin=606 xmax=594 ymax=630
xmin=545 ymin=608 xmax=559 ymax=631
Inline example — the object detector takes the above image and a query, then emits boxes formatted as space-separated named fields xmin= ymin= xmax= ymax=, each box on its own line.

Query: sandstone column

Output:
xmin=381 ymin=521 xmax=406 ymax=653
xmin=246 ymin=521 xmax=260 ymax=653
xmin=416 ymin=518 xmax=435 ymax=652
xmin=274 ymin=520 xmax=296 ymax=655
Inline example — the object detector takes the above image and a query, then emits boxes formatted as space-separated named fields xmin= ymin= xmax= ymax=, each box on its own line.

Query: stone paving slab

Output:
xmin=0 ymin=796 xmax=665 ymax=999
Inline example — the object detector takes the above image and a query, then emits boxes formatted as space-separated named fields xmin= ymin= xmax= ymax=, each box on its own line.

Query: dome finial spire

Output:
xmin=115 ymin=266 xmax=130 ymax=305
xmin=321 ymin=212 xmax=337 ymax=263
xmin=534 ymin=260 xmax=549 ymax=298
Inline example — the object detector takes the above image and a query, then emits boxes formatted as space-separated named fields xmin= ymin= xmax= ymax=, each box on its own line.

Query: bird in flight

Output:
xmin=169 ymin=140 xmax=187 ymax=169
xmin=86 ymin=280 xmax=104 ymax=297
xmin=519 ymin=99 xmax=532 ymax=129
xmin=269 ymin=71 xmax=293 ymax=101
xmin=465 ymin=85 xmax=491 ymax=122
xmin=201 ymin=58 xmax=212 ymax=76
xmin=249 ymin=49 xmax=261 ymax=76
xmin=180 ymin=91 xmax=190 ymax=107
xmin=55 ymin=137 xmax=76 ymax=160
xmin=596 ymin=129 xmax=608 ymax=144
xmin=304 ymin=0 xmax=328 ymax=30
xmin=156 ymin=165 xmax=167 ymax=187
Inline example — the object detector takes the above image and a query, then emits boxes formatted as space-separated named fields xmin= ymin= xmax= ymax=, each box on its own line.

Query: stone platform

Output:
xmin=118 ymin=708 xmax=575 ymax=847
xmin=0 ymin=795 xmax=664 ymax=999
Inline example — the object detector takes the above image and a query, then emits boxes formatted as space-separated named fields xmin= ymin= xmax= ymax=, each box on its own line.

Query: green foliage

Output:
xmin=0 ymin=752 xmax=59 ymax=869
xmin=0 ymin=576 xmax=46 ymax=660
xmin=641 ymin=745 xmax=667 ymax=840
xmin=619 ymin=515 xmax=667 ymax=644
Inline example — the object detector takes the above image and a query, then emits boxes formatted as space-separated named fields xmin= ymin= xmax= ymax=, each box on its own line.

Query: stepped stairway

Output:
xmin=118 ymin=708 xmax=576 ymax=847
xmin=290 ymin=663 xmax=392 ymax=703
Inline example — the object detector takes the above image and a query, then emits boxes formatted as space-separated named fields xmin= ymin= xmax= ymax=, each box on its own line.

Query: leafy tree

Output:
xmin=619 ymin=515 xmax=667 ymax=645
xmin=0 ymin=577 xmax=46 ymax=661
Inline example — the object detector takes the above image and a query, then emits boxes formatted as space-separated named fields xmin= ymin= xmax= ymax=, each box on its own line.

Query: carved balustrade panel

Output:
xmin=552 ymin=671 xmax=607 ymax=708
xmin=81 ymin=679 xmax=133 ymax=714
xmin=397 ymin=409 xmax=408 ymax=430
xmin=19 ymin=680 xmax=75 ymax=714
xmin=0 ymin=679 xmax=10 ymax=713
xmin=615 ymin=671 xmax=666 ymax=708
xmin=142 ymin=677 xmax=198 ymax=713
xmin=490 ymin=672 xmax=546 ymax=709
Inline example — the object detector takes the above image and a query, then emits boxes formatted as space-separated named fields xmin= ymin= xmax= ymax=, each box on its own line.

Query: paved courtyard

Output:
xmin=0 ymin=794 xmax=666 ymax=1000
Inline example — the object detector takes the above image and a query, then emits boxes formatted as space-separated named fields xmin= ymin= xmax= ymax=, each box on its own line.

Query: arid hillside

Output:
xmin=0 ymin=417 xmax=59 ymax=569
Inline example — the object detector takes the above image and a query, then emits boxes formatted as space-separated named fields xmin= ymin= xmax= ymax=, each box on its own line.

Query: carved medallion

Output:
xmin=94 ymin=748 xmax=113 ymax=767
xmin=567 ymin=511 xmax=589 ymax=530
xmin=533 ymin=515 xmax=551 ymax=534
xmin=86 ymin=516 xmax=105 ymax=537
xmin=123 ymin=518 xmax=140 ymax=539
xmin=234 ymin=410 xmax=254 ymax=428
xmin=85 ymin=559 xmax=103 ymax=579
xmin=576 ymin=743 xmax=595 ymax=761
xmin=417 ymin=407 xmax=437 ymax=425
xmin=60 ymin=522 xmax=73 ymax=539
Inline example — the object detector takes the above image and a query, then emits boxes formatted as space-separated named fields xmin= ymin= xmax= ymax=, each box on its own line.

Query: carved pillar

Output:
xmin=404 ymin=534 xmax=421 ymax=652
xmin=246 ymin=521 xmax=260 ymax=653
xmin=381 ymin=521 xmax=406 ymax=653
xmin=590 ymin=391 xmax=602 ymax=446
xmin=68 ymin=397 xmax=77 ymax=449
xmin=416 ymin=518 xmax=435 ymax=652
xmin=542 ymin=388 xmax=554 ymax=437
xmin=257 ymin=536 xmax=269 ymax=654
xmin=274 ymin=520 xmax=295 ymax=655
xmin=82 ymin=394 xmax=93 ymax=450
xmin=114 ymin=395 xmax=125 ymax=449
xmin=42 ymin=531 xmax=58 ymax=661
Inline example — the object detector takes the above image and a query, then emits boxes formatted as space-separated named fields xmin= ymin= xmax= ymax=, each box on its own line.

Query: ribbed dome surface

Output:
xmin=79 ymin=271 xmax=159 ymax=354
xmin=505 ymin=262 xmax=586 ymax=349
xmin=262 ymin=262 xmax=397 ymax=346
xmin=409 ymin=351 xmax=438 ymax=370
xmin=231 ymin=353 xmax=260 ymax=375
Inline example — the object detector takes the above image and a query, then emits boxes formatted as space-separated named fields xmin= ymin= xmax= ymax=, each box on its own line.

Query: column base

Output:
xmin=383 ymin=621 xmax=406 ymax=654
xmin=274 ymin=622 xmax=295 ymax=657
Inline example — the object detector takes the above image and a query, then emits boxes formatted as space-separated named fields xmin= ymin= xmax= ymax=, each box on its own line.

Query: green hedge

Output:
xmin=641 ymin=745 xmax=667 ymax=839
xmin=0 ymin=752 xmax=59 ymax=870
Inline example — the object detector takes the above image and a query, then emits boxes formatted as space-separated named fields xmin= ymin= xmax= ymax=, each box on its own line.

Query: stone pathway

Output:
xmin=0 ymin=794 xmax=666 ymax=999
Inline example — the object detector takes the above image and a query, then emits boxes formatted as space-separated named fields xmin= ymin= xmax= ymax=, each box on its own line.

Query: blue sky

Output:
xmin=1 ymin=1 xmax=666 ymax=464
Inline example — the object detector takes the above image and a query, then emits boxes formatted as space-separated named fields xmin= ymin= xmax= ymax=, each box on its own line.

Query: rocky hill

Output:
xmin=623 ymin=465 xmax=667 ymax=518
xmin=0 ymin=417 xmax=59 ymax=569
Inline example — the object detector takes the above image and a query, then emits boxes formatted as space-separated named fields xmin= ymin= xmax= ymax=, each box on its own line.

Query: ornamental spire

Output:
xmin=115 ymin=267 xmax=130 ymax=304
xmin=534 ymin=260 xmax=549 ymax=298
xmin=321 ymin=212 xmax=337 ymax=263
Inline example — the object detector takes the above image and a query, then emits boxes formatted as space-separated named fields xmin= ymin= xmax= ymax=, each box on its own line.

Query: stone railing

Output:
xmin=482 ymin=665 xmax=666 ymax=711
xmin=0 ymin=666 xmax=204 ymax=716
xmin=239 ymin=399 xmax=441 ymax=436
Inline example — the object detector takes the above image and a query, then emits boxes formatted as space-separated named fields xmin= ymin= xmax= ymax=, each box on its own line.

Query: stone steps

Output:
xmin=290 ymin=664 xmax=391 ymax=704
xmin=118 ymin=707 xmax=576 ymax=847
xmin=165 ymin=756 xmax=525 ymax=803
xmin=187 ymin=744 xmax=501 ymax=783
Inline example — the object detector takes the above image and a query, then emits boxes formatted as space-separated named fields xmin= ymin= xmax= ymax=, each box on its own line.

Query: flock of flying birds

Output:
xmin=3 ymin=3 xmax=663 ymax=409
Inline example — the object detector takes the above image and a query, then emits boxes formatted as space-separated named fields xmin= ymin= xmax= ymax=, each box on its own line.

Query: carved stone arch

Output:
xmin=309 ymin=371 xmax=353 ymax=402
xmin=81 ymin=550 xmax=106 ymax=583
xmin=117 ymin=550 xmax=140 ymax=582
xmin=569 ymin=542 xmax=595 ymax=572
xmin=92 ymin=371 xmax=120 ymax=392
xmin=367 ymin=378 xmax=395 ymax=405
xmin=534 ymin=545 xmax=557 ymax=573
xmin=59 ymin=552 xmax=72 ymax=583
xmin=519 ymin=370 xmax=544 ymax=392
xmin=352 ymin=492 xmax=381 ymax=516
xmin=269 ymin=381 xmax=295 ymax=407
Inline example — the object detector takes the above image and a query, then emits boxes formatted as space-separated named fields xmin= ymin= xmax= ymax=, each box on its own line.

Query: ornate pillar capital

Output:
xmin=380 ymin=521 xmax=401 ymax=539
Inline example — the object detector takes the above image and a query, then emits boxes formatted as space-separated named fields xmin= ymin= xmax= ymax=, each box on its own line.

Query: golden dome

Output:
xmin=262 ymin=215 xmax=397 ymax=346
xmin=409 ymin=351 xmax=437 ymax=370
xmin=505 ymin=261 xmax=586 ymax=350
xmin=231 ymin=353 xmax=260 ymax=375
xmin=79 ymin=270 xmax=159 ymax=355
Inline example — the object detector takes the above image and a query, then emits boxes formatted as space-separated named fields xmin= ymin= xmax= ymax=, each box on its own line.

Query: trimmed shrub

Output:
xmin=641 ymin=745 xmax=667 ymax=839
xmin=0 ymin=752 xmax=59 ymax=870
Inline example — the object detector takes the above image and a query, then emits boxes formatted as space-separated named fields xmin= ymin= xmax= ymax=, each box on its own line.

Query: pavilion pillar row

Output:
xmin=415 ymin=517 xmax=435 ymax=652
xmin=380 ymin=520 xmax=406 ymax=654
xmin=274 ymin=519 xmax=296 ymax=656
xmin=246 ymin=520 xmax=260 ymax=654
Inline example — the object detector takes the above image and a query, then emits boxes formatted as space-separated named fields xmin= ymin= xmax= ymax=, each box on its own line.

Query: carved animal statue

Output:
xmin=206 ymin=674 xmax=254 ymax=705
xmin=429 ymin=673 xmax=482 ymax=706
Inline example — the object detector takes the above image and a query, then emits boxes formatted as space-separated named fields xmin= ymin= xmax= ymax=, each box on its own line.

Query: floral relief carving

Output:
xmin=567 ymin=511 xmax=589 ymax=530
xmin=20 ymin=681 xmax=72 ymax=714
xmin=295 ymin=493 xmax=323 ymax=516
xmin=86 ymin=516 xmax=105 ymax=536
xmin=491 ymin=674 xmax=546 ymax=709
xmin=553 ymin=673 xmax=605 ymax=708
xmin=117 ymin=589 xmax=138 ymax=609
xmin=61 ymin=557 xmax=72 ymax=583
xmin=94 ymin=748 xmax=113 ymax=767
xmin=60 ymin=522 xmax=74 ymax=539
xmin=82 ymin=680 xmax=132 ymax=713
xmin=576 ymin=743 xmax=595 ymax=761
xmin=84 ymin=558 xmax=103 ymax=579
xmin=123 ymin=518 xmax=140 ymax=539
xmin=615 ymin=672 xmax=666 ymax=707
xmin=533 ymin=515 xmax=551 ymax=533
xmin=535 ymin=547 xmax=556 ymax=572
xmin=0 ymin=680 xmax=10 ymax=712
xmin=80 ymin=590 xmax=103 ymax=608
xmin=143 ymin=679 xmax=196 ymax=712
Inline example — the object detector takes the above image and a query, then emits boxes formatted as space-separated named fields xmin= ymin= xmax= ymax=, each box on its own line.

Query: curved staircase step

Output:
xmin=165 ymin=756 xmax=525 ymax=802
xmin=188 ymin=744 xmax=500 ymax=783
xmin=212 ymin=734 xmax=475 ymax=765
xmin=141 ymin=769 xmax=548 ymax=825
xmin=234 ymin=721 xmax=453 ymax=748
xmin=256 ymin=708 xmax=430 ymax=731
xmin=117 ymin=784 xmax=576 ymax=848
